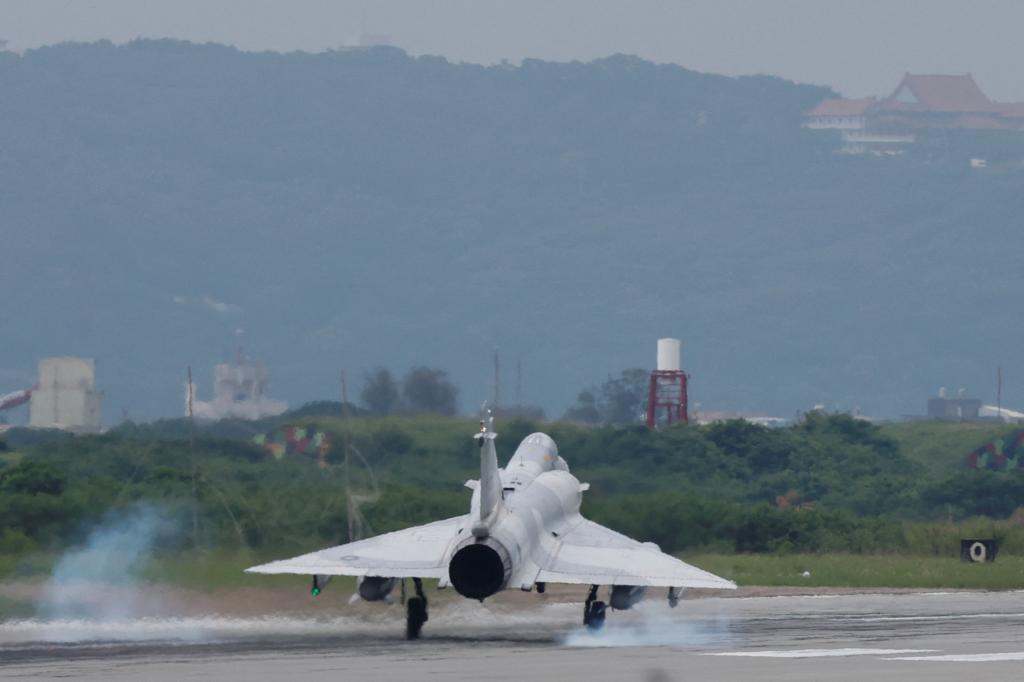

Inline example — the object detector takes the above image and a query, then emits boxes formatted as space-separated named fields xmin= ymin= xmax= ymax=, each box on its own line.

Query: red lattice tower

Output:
xmin=645 ymin=338 xmax=688 ymax=428
xmin=646 ymin=370 xmax=688 ymax=428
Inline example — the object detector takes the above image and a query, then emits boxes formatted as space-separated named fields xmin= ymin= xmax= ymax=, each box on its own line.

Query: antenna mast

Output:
xmin=998 ymin=366 xmax=1003 ymax=421
xmin=493 ymin=349 xmax=501 ymax=410
xmin=341 ymin=370 xmax=355 ymax=540
xmin=516 ymin=358 xmax=522 ymax=405
xmin=187 ymin=366 xmax=199 ymax=546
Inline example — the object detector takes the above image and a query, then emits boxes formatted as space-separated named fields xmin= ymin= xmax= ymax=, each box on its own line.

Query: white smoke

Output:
xmin=170 ymin=294 xmax=241 ymax=314
xmin=562 ymin=602 xmax=734 ymax=649
xmin=201 ymin=296 xmax=241 ymax=314
xmin=36 ymin=504 xmax=172 ymax=626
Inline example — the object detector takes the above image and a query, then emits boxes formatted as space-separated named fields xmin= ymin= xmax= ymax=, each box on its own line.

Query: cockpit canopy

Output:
xmin=509 ymin=432 xmax=569 ymax=473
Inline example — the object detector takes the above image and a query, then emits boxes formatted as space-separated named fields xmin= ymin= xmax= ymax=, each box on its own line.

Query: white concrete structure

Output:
xmin=29 ymin=357 xmax=103 ymax=432
xmin=188 ymin=355 xmax=287 ymax=421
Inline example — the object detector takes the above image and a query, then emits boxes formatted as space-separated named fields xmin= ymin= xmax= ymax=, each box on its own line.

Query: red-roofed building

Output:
xmin=878 ymin=74 xmax=996 ymax=113
xmin=805 ymin=95 xmax=912 ymax=155
xmin=805 ymin=73 xmax=1024 ymax=155
xmin=996 ymin=102 xmax=1024 ymax=122
xmin=808 ymin=97 xmax=876 ymax=120
xmin=806 ymin=97 xmax=876 ymax=130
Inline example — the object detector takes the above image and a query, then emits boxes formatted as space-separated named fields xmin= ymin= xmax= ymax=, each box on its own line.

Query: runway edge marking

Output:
xmin=704 ymin=648 xmax=939 ymax=659
xmin=887 ymin=652 xmax=1024 ymax=662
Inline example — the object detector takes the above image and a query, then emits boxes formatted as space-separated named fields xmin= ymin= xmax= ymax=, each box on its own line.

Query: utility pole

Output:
xmin=187 ymin=366 xmax=198 ymax=547
xmin=516 ymin=358 xmax=522 ymax=406
xmin=493 ymin=349 xmax=501 ymax=410
xmin=998 ymin=366 xmax=1003 ymax=421
xmin=341 ymin=370 xmax=355 ymax=541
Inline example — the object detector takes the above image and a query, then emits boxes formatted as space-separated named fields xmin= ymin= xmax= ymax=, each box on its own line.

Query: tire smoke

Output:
xmin=36 ymin=503 xmax=173 ymax=626
xmin=562 ymin=602 xmax=734 ymax=648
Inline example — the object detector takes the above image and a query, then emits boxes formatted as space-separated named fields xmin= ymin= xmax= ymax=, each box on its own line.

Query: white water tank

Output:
xmin=656 ymin=338 xmax=681 ymax=372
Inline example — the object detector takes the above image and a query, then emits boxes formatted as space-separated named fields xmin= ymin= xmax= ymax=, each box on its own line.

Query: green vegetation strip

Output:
xmin=138 ymin=551 xmax=354 ymax=591
xmin=0 ymin=595 xmax=33 ymax=619
xmin=688 ymin=553 xmax=1024 ymax=590
xmin=4 ymin=414 xmax=1024 ymax=585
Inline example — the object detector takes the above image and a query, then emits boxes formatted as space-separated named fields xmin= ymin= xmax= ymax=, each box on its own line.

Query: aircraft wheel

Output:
xmin=406 ymin=597 xmax=427 ymax=640
xmin=585 ymin=600 xmax=607 ymax=632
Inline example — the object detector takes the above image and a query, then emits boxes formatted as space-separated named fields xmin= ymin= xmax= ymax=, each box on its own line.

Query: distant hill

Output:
xmin=1 ymin=40 xmax=1022 ymax=422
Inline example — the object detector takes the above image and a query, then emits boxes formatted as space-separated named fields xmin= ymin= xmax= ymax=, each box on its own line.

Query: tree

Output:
xmin=401 ymin=366 xmax=458 ymax=415
xmin=563 ymin=389 xmax=602 ymax=423
xmin=0 ymin=460 xmax=66 ymax=495
xmin=287 ymin=400 xmax=361 ymax=419
xmin=564 ymin=369 xmax=649 ymax=425
xmin=600 ymin=369 xmax=650 ymax=424
xmin=361 ymin=368 xmax=399 ymax=416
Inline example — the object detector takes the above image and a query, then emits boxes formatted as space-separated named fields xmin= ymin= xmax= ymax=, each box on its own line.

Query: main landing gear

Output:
xmin=583 ymin=584 xmax=607 ymax=632
xmin=405 ymin=577 xmax=428 ymax=640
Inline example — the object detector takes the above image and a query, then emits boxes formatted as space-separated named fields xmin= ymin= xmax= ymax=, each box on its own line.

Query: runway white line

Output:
xmin=704 ymin=648 xmax=939 ymax=658
xmin=889 ymin=652 xmax=1024 ymax=662
xmin=855 ymin=613 xmax=1024 ymax=623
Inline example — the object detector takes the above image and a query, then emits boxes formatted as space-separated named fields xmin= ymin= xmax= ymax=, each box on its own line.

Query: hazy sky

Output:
xmin=4 ymin=0 xmax=1023 ymax=100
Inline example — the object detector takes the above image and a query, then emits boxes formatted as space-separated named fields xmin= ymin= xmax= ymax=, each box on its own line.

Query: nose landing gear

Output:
xmin=583 ymin=584 xmax=607 ymax=632
xmin=405 ymin=577 xmax=428 ymax=640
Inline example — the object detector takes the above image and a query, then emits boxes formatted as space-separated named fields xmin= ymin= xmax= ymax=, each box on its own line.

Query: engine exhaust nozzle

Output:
xmin=448 ymin=537 xmax=512 ymax=601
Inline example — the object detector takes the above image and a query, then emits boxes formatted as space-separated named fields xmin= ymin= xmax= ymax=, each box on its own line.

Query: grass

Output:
xmin=0 ymin=595 xmax=33 ymax=619
xmin=0 ymin=452 xmax=23 ymax=467
xmin=138 ymin=550 xmax=357 ymax=591
xmin=8 ymin=547 xmax=1022 ymax=593
xmin=880 ymin=421 xmax=1017 ymax=476
xmin=0 ymin=552 xmax=58 ymax=580
xmin=0 ymin=549 xmax=331 ymax=590
xmin=687 ymin=552 xmax=1024 ymax=590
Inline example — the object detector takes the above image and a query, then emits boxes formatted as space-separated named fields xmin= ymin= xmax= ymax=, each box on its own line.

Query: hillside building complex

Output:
xmin=188 ymin=353 xmax=288 ymax=421
xmin=805 ymin=74 xmax=1024 ymax=155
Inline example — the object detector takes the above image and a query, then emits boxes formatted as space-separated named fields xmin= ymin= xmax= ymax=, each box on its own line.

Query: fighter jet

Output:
xmin=246 ymin=414 xmax=736 ymax=638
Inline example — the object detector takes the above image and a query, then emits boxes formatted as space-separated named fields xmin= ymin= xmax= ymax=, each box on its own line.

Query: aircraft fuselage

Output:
xmin=447 ymin=432 xmax=584 ymax=600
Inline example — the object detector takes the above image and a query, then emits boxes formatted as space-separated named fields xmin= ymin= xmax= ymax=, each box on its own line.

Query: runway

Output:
xmin=2 ymin=590 xmax=1024 ymax=681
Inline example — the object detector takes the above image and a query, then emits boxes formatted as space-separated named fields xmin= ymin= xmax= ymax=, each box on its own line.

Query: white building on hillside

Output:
xmin=187 ymin=354 xmax=287 ymax=421
xmin=29 ymin=357 xmax=103 ymax=432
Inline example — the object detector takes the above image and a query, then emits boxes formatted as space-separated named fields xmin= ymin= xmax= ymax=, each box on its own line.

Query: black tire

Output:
xmin=406 ymin=597 xmax=427 ymax=640
xmin=586 ymin=600 xmax=607 ymax=632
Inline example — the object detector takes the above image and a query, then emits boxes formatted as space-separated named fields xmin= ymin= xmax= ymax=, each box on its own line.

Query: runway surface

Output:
xmin=2 ymin=590 xmax=1024 ymax=681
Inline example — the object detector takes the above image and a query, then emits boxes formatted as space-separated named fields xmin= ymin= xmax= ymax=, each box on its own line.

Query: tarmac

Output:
xmin=2 ymin=590 xmax=1023 ymax=681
